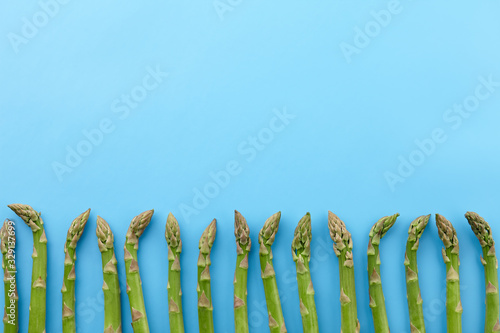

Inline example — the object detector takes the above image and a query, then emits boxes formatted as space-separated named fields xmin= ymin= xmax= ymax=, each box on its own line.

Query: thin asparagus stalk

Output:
xmin=198 ymin=219 xmax=217 ymax=333
xmin=8 ymin=204 xmax=47 ymax=333
xmin=292 ymin=213 xmax=319 ymax=333
xmin=367 ymin=213 xmax=399 ymax=333
xmin=436 ymin=214 xmax=462 ymax=333
xmin=165 ymin=213 xmax=185 ymax=333
xmin=465 ymin=212 xmax=500 ymax=333
xmin=1 ymin=220 xmax=18 ymax=333
xmin=125 ymin=209 xmax=154 ymax=333
xmin=405 ymin=215 xmax=430 ymax=333
xmin=328 ymin=211 xmax=360 ymax=333
xmin=259 ymin=212 xmax=287 ymax=333
xmin=96 ymin=216 xmax=122 ymax=333
xmin=234 ymin=211 xmax=251 ymax=333
xmin=62 ymin=209 xmax=91 ymax=333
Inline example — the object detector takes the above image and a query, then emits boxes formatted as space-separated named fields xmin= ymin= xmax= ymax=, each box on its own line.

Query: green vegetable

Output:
xmin=1 ymin=219 xmax=18 ymax=333
xmin=62 ymin=209 xmax=91 ymax=333
xmin=259 ymin=212 xmax=287 ymax=333
xmin=292 ymin=213 xmax=318 ymax=333
xmin=328 ymin=211 xmax=360 ymax=333
xmin=405 ymin=215 xmax=430 ymax=333
xmin=125 ymin=209 xmax=154 ymax=333
xmin=234 ymin=211 xmax=251 ymax=333
xmin=96 ymin=216 xmax=122 ymax=333
xmin=436 ymin=214 xmax=462 ymax=333
xmin=8 ymin=204 xmax=47 ymax=333
xmin=165 ymin=213 xmax=185 ymax=333
xmin=367 ymin=213 xmax=399 ymax=333
xmin=465 ymin=212 xmax=500 ymax=333
xmin=198 ymin=219 xmax=217 ymax=333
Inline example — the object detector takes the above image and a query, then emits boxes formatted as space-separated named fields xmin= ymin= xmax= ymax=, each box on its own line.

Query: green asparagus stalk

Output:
xmin=165 ymin=213 xmax=185 ymax=333
xmin=465 ymin=212 xmax=500 ymax=333
xmin=367 ymin=213 xmax=399 ymax=333
xmin=62 ymin=209 xmax=91 ymax=333
xmin=8 ymin=204 xmax=47 ymax=333
xmin=96 ymin=216 xmax=122 ymax=333
xmin=328 ymin=211 xmax=360 ymax=333
xmin=1 ymin=220 xmax=18 ymax=333
xmin=292 ymin=213 xmax=318 ymax=333
xmin=259 ymin=212 xmax=287 ymax=333
xmin=436 ymin=214 xmax=462 ymax=333
xmin=125 ymin=209 xmax=154 ymax=333
xmin=198 ymin=219 xmax=217 ymax=333
xmin=234 ymin=211 xmax=251 ymax=333
xmin=405 ymin=215 xmax=430 ymax=333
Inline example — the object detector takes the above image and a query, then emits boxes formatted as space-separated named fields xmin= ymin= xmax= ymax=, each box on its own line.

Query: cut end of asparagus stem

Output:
xmin=126 ymin=209 xmax=154 ymax=245
xmin=234 ymin=210 xmax=251 ymax=250
xmin=369 ymin=213 xmax=399 ymax=243
xmin=96 ymin=216 xmax=114 ymax=252
xmin=199 ymin=219 xmax=217 ymax=254
xmin=66 ymin=209 xmax=90 ymax=249
xmin=7 ymin=203 xmax=43 ymax=232
xmin=292 ymin=213 xmax=311 ymax=258
xmin=465 ymin=211 xmax=494 ymax=248
xmin=407 ymin=215 xmax=431 ymax=243
xmin=0 ymin=219 xmax=15 ymax=253
xmin=165 ymin=212 xmax=182 ymax=250
xmin=436 ymin=214 xmax=459 ymax=249
xmin=328 ymin=211 xmax=352 ymax=256
xmin=259 ymin=211 xmax=281 ymax=246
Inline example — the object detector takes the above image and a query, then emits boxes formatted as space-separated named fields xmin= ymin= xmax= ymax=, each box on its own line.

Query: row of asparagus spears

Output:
xmin=1 ymin=204 xmax=499 ymax=333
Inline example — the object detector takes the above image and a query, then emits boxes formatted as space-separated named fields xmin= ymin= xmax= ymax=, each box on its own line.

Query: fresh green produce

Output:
xmin=367 ymin=213 xmax=399 ymax=333
xmin=198 ymin=219 xmax=217 ymax=333
xmin=165 ymin=213 xmax=185 ymax=333
xmin=8 ymin=204 xmax=47 ymax=333
xmin=62 ymin=209 xmax=91 ymax=333
xmin=234 ymin=210 xmax=251 ymax=333
xmin=465 ymin=212 xmax=500 ymax=333
xmin=292 ymin=213 xmax=318 ymax=333
xmin=125 ymin=209 xmax=154 ymax=333
xmin=259 ymin=212 xmax=287 ymax=333
xmin=1 ymin=220 xmax=18 ymax=333
xmin=328 ymin=211 xmax=360 ymax=333
xmin=96 ymin=216 xmax=122 ymax=333
xmin=436 ymin=214 xmax=462 ymax=333
xmin=405 ymin=215 xmax=430 ymax=333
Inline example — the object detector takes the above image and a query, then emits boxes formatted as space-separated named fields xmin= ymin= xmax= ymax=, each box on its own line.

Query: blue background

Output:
xmin=1 ymin=1 xmax=500 ymax=332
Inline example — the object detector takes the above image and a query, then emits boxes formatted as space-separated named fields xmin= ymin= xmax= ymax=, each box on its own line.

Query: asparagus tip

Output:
xmin=66 ymin=209 xmax=91 ymax=249
xmin=465 ymin=211 xmax=494 ymax=248
xmin=234 ymin=210 xmax=250 ymax=247
xmin=292 ymin=213 xmax=312 ymax=256
xmin=165 ymin=212 xmax=182 ymax=249
xmin=408 ymin=214 xmax=431 ymax=240
xmin=199 ymin=219 xmax=217 ymax=254
xmin=436 ymin=214 xmax=458 ymax=248
xmin=96 ymin=215 xmax=114 ymax=252
xmin=259 ymin=211 xmax=281 ymax=246
xmin=328 ymin=211 xmax=352 ymax=254
xmin=126 ymin=209 xmax=154 ymax=245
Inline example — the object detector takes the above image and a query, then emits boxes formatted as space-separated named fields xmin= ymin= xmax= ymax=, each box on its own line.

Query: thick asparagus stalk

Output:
xmin=405 ymin=215 xmax=430 ymax=333
xmin=367 ymin=213 xmax=399 ymax=333
xmin=198 ymin=219 xmax=217 ymax=333
xmin=62 ymin=209 xmax=91 ymax=333
xmin=125 ymin=210 xmax=154 ymax=333
xmin=165 ymin=213 xmax=185 ymax=333
xmin=436 ymin=214 xmax=462 ymax=333
xmin=1 ymin=220 xmax=18 ymax=333
xmin=465 ymin=212 xmax=500 ymax=333
xmin=328 ymin=211 xmax=360 ymax=333
xmin=292 ymin=213 xmax=319 ymax=333
xmin=8 ymin=204 xmax=47 ymax=333
xmin=96 ymin=216 xmax=122 ymax=333
xmin=259 ymin=212 xmax=287 ymax=333
xmin=234 ymin=211 xmax=251 ymax=333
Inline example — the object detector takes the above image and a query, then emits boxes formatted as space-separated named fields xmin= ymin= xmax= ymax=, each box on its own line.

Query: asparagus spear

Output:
xmin=234 ymin=211 xmax=251 ymax=333
xmin=328 ymin=211 xmax=360 ymax=333
xmin=96 ymin=216 xmax=122 ymax=333
xmin=198 ymin=219 xmax=217 ymax=333
xmin=367 ymin=213 xmax=399 ymax=333
xmin=259 ymin=212 xmax=287 ymax=333
xmin=436 ymin=214 xmax=462 ymax=333
xmin=1 ymin=220 xmax=18 ymax=333
xmin=405 ymin=215 xmax=430 ymax=333
xmin=292 ymin=213 xmax=319 ymax=333
xmin=465 ymin=212 xmax=500 ymax=333
xmin=165 ymin=213 xmax=185 ymax=333
xmin=8 ymin=204 xmax=47 ymax=333
xmin=62 ymin=209 xmax=91 ymax=333
xmin=125 ymin=209 xmax=154 ymax=333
